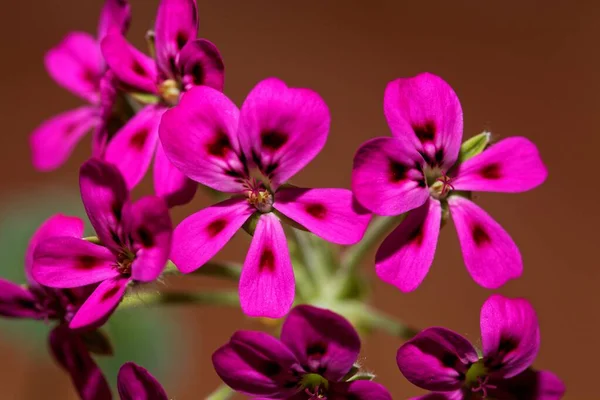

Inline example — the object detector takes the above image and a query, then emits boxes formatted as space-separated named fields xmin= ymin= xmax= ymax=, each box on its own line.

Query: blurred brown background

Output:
xmin=0 ymin=0 xmax=597 ymax=398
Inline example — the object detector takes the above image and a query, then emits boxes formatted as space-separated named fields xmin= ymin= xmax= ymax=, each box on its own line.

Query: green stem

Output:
xmin=360 ymin=305 xmax=418 ymax=340
xmin=162 ymin=260 xmax=241 ymax=280
xmin=119 ymin=290 xmax=239 ymax=309
xmin=83 ymin=236 xmax=101 ymax=245
xmin=205 ymin=383 xmax=235 ymax=400
xmin=291 ymin=229 xmax=329 ymax=286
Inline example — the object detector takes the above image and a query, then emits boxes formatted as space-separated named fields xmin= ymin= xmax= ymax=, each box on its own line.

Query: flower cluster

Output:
xmin=0 ymin=0 xmax=565 ymax=399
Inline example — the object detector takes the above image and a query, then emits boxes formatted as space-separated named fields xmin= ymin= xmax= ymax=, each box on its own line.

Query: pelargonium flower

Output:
xmin=159 ymin=78 xmax=371 ymax=317
xmin=0 ymin=215 xmax=111 ymax=400
xmin=118 ymin=362 xmax=168 ymax=400
xmin=30 ymin=0 xmax=131 ymax=171
xmin=32 ymin=159 xmax=172 ymax=329
xmin=213 ymin=305 xmax=392 ymax=399
xmin=352 ymin=73 xmax=548 ymax=291
xmin=100 ymin=0 xmax=225 ymax=207
xmin=396 ymin=294 xmax=565 ymax=399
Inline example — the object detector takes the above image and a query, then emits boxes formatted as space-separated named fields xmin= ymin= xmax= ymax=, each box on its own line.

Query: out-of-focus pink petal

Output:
xmin=409 ymin=392 xmax=463 ymax=400
xmin=179 ymin=39 xmax=225 ymax=91
xmin=117 ymin=362 xmax=168 ymax=400
xmin=101 ymin=33 xmax=158 ymax=94
xmin=92 ymin=70 xmax=121 ymax=157
xmin=69 ymin=276 xmax=129 ymax=329
xmin=98 ymin=0 xmax=131 ymax=39
xmin=352 ymin=136 xmax=428 ymax=216
xmin=154 ymin=0 xmax=198 ymax=77
xmin=281 ymin=305 xmax=360 ymax=381
xmin=239 ymin=213 xmax=294 ymax=318
xmin=330 ymin=381 xmax=393 ymax=400
xmin=0 ymin=279 xmax=44 ymax=319
xmin=104 ymin=105 xmax=164 ymax=190
xmin=159 ymin=86 xmax=245 ymax=192
xmin=384 ymin=73 xmax=463 ymax=170
xmin=45 ymin=32 xmax=103 ymax=102
xmin=30 ymin=107 xmax=100 ymax=172
xmin=396 ymin=327 xmax=478 ymax=392
xmin=480 ymin=295 xmax=540 ymax=378
xmin=49 ymin=326 xmax=111 ymax=400
xmin=452 ymin=137 xmax=548 ymax=193
xmin=32 ymin=237 xmax=118 ymax=288
xmin=153 ymin=141 xmax=197 ymax=207
xmin=121 ymin=196 xmax=172 ymax=282
xmin=238 ymin=78 xmax=330 ymax=188
xmin=448 ymin=196 xmax=522 ymax=289
xmin=376 ymin=199 xmax=441 ymax=292
xmin=171 ymin=197 xmax=253 ymax=273
xmin=274 ymin=187 xmax=371 ymax=245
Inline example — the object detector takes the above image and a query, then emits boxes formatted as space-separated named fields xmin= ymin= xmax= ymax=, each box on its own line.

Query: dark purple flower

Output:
xmin=212 ymin=305 xmax=392 ymax=399
xmin=117 ymin=362 xmax=168 ymax=400
xmin=396 ymin=295 xmax=565 ymax=399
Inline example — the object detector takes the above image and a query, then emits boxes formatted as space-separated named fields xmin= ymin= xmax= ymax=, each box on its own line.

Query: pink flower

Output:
xmin=396 ymin=295 xmax=565 ymax=399
xmin=352 ymin=73 xmax=548 ymax=292
xmin=0 ymin=215 xmax=111 ymax=400
xmin=30 ymin=0 xmax=131 ymax=171
xmin=159 ymin=78 xmax=371 ymax=318
xmin=32 ymin=159 xmax=172 ymax=329
xmin=118 ymin=362 xmax=168 ymax=399
xmin=100 ymin=0 xmax=225 ymax=207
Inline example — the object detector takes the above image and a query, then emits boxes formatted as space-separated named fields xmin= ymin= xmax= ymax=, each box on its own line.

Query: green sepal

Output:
xmin=242 ymin=212 xmax=261 ymax=236
xmin=80 ymin=329 xmax=113 ymax=356
xmin=458 ymin=131 xmax=491 ymax=163
xmin=347 ymin=372 xmax=376 ymax=382
xmin=129 ymin=92 xmax=160 ymax=105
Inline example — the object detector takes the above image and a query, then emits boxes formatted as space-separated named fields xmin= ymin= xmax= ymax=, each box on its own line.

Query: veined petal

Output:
xmin=281 ymin=305 xmax=360 ymax=381
xmin=0 ymin=279 xmax=43 ymax=319
xmin=274 ymin=187 xmax=371 ymax=245
xmin=480 ymin=295 xmax=540 ymax=378
xmin=330 ymin=381 xmax=393 ymax=400
xmin=154 ymin=0 xmax=198 ymax=77
xmin=45 ymin=32 xmax=103 ymax=102
xmin=452 ymin=137 xmax=548 ymax=193
xmin=179 ymin=39 xmax=225 ymax=91
xmin=104 ymin=105 xmax=163 ymax=190
xmin=448 ymin=196 xmax=522 ymax=289
xmin=396 ymin=327 xmax=478 ymax=392
xmin=153 ymin=141 xmax=197 ymax=207
xmin=239 ymin=213 xmax=295 ymax=318
xmin=238 ymin=78 xmax=330 ymax=188
xmin=101 ymin=32 xmax=158 ymax=94
xmin=159 ymin=86 xmax=245 ymax=192
xmin=352 ymin=137 xmax=428 ymax=216
xmin=98 ymin=0 xmax=131 ymax=39
xmin=122 ymin=196 xmax=172 ymax=282
xmin=171 ymin=197 xmax=253 ymax=273
xmin=30 ymin=107 xmax=99 ymax=172
xmin=384 ymin=73 xmax=463 ymax=170
xmin=376 ymin=199 xmax=441 ymax=292
xmin=32 ymin=237 xmax=118 ymax=288
xmin=118 ymin=362 xmax=168 ymax=400
xmin=69 ymin=276 xmax=130 ymax=329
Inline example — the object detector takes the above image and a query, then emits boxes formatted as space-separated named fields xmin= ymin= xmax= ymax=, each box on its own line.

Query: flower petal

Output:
xmin=92 ymin=70 xmax=122 ymax=157
xmin=384 ymin=73 xmax=463 ymax=170
xmin=104 ymin=105 xmax=163 ymax=190
xmin=281 ymin=305 xmax=360 ymax=381
xmin=330 ymin=381 xmax=393 ymax=400
xmin=352 ymin=137 xmax=428 ymax=216
xmin=98 ymin=0 xmax=131 ymax=39
xmin=396 ymin=327 xmax=478 ymax=392
xmin=480 ymin=295 xmax=540 ymax=378
xmin=154 ymin=0 xmax=198 ymax=77
xmin=448 ymin=196 xmax=522 ymax=289
xmin=239 ymin=213 xmax=295 ymax=318
xmin=494 ymin=369 xmax=566 ymax=400
xmin=376 ymin=199 xmax=441 ymax=292
xmin=45 ymin=32 xmax=103 ymax=102
xmin=409 ymin=392 xmax=464 ymax=400
xmin=117 ymin=362 xmax=168 ymax=400
xmin=212 ymin=330 xmax=300 ymax=398
xmin=101 ymin=32 xmax=158 ymax=94
xmin=452 ymin=137 xmax=548 ymax=193
xmin=30 ymin=107 xmax=99 ymax=172
xmin=274 ymin=187 xmax=371 ymax=245
xmin=159 ymin=86 xmax=244 ymax=192
xmin=238 ymin=78 xmax=330 ymax=188
xmin=121 ymin=196 xmax=172 ymax=282
xmin=49 ymin=325 xmax=111 ymax=400
xmin=69 ymin=276 xmax=130 ymax=329
xmin=179 ymin=38 xmax=225 ymax=91
xmin=153 ymin=141 xmax=197 ymax=207
xmin=171 ymin=197 xmax=253 ymax=273
xmin=0 ymin=279 xmax=43 ymax=319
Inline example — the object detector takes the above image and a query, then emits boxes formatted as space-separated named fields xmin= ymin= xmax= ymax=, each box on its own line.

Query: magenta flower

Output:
xmin=213 ymin=305 xmax=392 ymax=399
xmin=117 ymin=362 xmax=168 ymax=400
xmin=0 ymin=215 xmax=111 ymax=400
xmin=100 ymin=0 xmax=225 ymax=207
xmin=352 ymin=73 xmax=548 ymax=291
xmin=32 ymin=159 xmax=172 ymax=329
xmin=396 ymin=294 xmax=565 ymax=399
xmin=159 ymin=78 xmax=371 ymax=317
xmin=30 ymin=0 xmax=131 ymax=171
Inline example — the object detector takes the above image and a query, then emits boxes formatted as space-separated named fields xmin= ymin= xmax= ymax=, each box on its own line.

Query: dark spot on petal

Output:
xmin=190 ymin=63 xmax=205 ymax=86
xmin=414 ymin=121 xmax=436 ymax=143
xmin=224 ymin=169 xmax=243 ymax=179
xmin=306 ymin=342 xmax=328 ymax=359
xmin=82 ymin=68 xmax=98 ymax=86
xmin=479 ymin=163 xmax=502 ymax=180
xmin=206 ymin=131 xmax=231 ymax=158
xmin=137 ymin=227 xmax=154 ymax=248
xmin=77 ymin=256 xmax=97 ymax=269
xmin=206 ymin=218 xmax=227 ymax=237
xmin=63 ymin=123 xmax=79 ymax=136
xmin=407 ymin=224 xmax=424 ymax=246
xmin=264 ymin=162 xmax=279 ymax=177
xmin=251 ymin=151 xmax=263 ymax=170
xmin=131 ymin=60 xmax=147 ymax=77
xmin=472 ymin=224 xmax=491 ymax=246
xmin=101 ymin=285 xmax=121 ymax=301
xmin=176 ymin=32 xmax=188 ymax=50
xmin=434 ymin=148 xmax=445 ymax=165
xmin=199 ymin=41 xmax=224 ymax=71
xmin=262 ymin=361 xmax=281 ymax=377
xmin=283 ymin=381 xmax=298 ymax=389
xmin=442 ymin=353 xmax=459 ymax=368
xmin=130 ymin=128 xmax=149 ymax=150
xmin=110 ymin=230 xmax=122 ymax=247
xmin=486 ymin=337 xmax=519 ymax=370
xmin=417 ymin=179 xmax=427 ymax=188
xmin=389 ymin=160 xmax=407 ymax=182
xmin=261 ymin=130 xmax=288 ymax=151
xmin=112 ymin=201 xmax=122 ymax=221
xmin=259 ymin=248 xmax=275 ymax=272
xmin=305 ymin=203 xmax=327 ymax=219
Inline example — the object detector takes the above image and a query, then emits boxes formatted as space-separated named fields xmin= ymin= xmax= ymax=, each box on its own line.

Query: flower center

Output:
xmin=465 ymin=360 xmax=496 ymax=399
xmin=116 ymin=249 xmax=135 ymax=276
xmin=424 ymin=165 xmax=454 ymax=199
xmin=300 ymin=373 xmax=329 ymax=399
xmin=244 ymin=170 xmax=274 ymax=213
xmin=158 ymin=79 xmax=181 ymax=106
